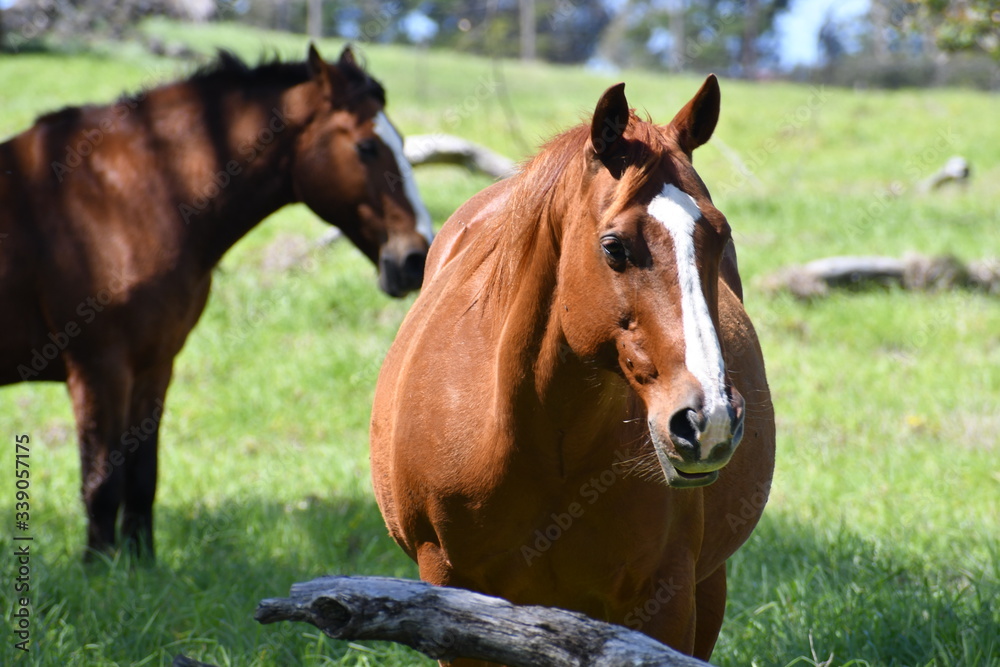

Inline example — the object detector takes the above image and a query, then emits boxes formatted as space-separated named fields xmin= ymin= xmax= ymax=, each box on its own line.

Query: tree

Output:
xmin=905 ymin=0 xmax=1000 ymax=59
xmin=818 ymin=9 xmax=847 ymax=66
xmin=625 ymin=0 xmax=791 ymax=75
xmin=408 ymin=0 xmax=609 ymax=64
xmin=0 ymin=0 xmax=214 ymax=49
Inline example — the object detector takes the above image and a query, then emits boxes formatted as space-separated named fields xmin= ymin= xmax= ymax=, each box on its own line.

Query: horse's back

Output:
xmin=1 ymin=108 xmax=146 ymax=263
xmin=0 ymin=108 xmax=212 ymax=385
xmin=0 ymin=131 xmax=63 ymax=384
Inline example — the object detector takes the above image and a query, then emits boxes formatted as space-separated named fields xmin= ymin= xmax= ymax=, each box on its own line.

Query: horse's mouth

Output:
xmin=651 ymin=438 xmax=722 ymax=488
xmin=663 ymin=465 xmax=719 ymax=488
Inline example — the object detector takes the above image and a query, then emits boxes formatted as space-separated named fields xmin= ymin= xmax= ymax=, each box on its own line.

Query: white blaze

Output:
xmin=647 ymin=183 xmax=731 ymax=447
xmin=373 ymin=111 xmax=434 ymax=244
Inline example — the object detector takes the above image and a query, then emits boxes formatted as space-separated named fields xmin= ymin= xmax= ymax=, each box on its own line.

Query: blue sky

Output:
xmin=775 ymin=0 xmax=871 ymax=67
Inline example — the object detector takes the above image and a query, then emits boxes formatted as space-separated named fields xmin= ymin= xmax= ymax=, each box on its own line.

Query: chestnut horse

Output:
xmin=371 ymin=77 xmax=774 ymax=663
xmin=0 ymin=45 xmax=432 ymax=558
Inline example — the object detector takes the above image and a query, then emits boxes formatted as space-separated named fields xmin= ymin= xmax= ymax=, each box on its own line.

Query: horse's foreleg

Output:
xmin=631 ymin=562 xmax=698 ymax=656
xmin=121 ymin=362 xmax=173 ymax=560
xmin=65 ymin=355 xmax=133 ymax=557
xmin=692 ymin=564 xmax=727 ymax=660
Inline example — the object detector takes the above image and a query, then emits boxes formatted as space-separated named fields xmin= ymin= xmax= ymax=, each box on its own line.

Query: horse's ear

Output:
xmin=591 ymin=82 xmax=630 ymax=176
xmin=339 ymin=45 xmax=357 ymax=67
xmin=307 ymin=43 xmax=333 ymax=99
xmin=667 ymin=74 xmax=720 ymax=159
xmin=337 ymin=44 xmax=368 ymax=83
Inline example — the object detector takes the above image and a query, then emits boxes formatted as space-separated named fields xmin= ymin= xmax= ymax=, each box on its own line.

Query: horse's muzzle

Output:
xmin=378 ymin=247 xmax=427 ymax=297
xmin=650 ymin=387 xmax=746 ymax=488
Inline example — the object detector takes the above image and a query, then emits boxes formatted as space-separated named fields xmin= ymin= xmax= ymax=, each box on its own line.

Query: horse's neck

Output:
xmin=491 ymin=177 xmax=626 ymax=450
xmin=164 ymin=84 xmax=305 ymax=270
xmin=489 ymin=182 xmax=565 ymax=390
xmin=494 ymin=286 xmax=632 ymax=478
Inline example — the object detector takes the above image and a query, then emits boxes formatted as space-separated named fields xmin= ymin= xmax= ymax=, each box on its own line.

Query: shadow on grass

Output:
xmin=2 ymin=492 xmax=430 ymax=666
xmin=6 ymin=494 xmax=996 ymax=666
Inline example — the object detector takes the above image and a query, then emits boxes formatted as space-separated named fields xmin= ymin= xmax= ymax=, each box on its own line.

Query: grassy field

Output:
xmin=1 ymin=18 xmax=998 ymax=667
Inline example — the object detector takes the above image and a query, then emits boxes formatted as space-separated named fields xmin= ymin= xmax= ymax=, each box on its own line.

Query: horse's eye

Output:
xmin=357 ymin=139 xmax=379 ymax=160
xmin=601 ymin=235 xmax=628 ymax=269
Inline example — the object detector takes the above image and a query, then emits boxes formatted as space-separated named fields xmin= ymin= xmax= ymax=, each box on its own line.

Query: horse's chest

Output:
xmin=97 ymin=270 xmax=213 ymax=362
xmin=136 ymin=273 xmax=212 ymax=342
xmin=459 ymin=472 xmax=687 ymax=598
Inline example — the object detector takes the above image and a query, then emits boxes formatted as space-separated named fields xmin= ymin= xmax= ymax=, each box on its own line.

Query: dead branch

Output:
xmin=405 ymin=134 xmax=517 ymax=179
xmin=254 ymin=575 xmax=712 ymax=666
xmin=919 ymin=156 xmax=970 ymax=193
xmin=763 ymin=254 xmax=1000 ymax=299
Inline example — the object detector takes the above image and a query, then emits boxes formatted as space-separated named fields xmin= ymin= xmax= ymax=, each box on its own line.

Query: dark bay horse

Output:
xmin=370 ymin=77 xmax=775 ymax=663
xmin=0 ymin=45 xmax=432 ymax=558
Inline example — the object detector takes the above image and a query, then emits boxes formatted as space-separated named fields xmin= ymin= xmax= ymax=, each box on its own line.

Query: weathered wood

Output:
xmin=967 ymin=257 xmax=1000 ymax=294
xmin=255 ymin=575 xmax=713 ymax=666
xmin=405 ymin=134 xmax=517 ymax=179
xmin=919 ymin=156 xmax=970 ymax=192
xmin=764 ymin=254 xmax=1000 ymax=299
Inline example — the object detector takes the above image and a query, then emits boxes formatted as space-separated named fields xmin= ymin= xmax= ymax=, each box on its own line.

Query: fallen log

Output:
xmin=764 ymin=254 xmax=1000 ymax=299
xmin=919 ymin=156 xmax=970 ymax=193
xmin=404 ymin=134 xmax=517 ymax=179
xmin=253 ymin=575 xmax=713 ymax=666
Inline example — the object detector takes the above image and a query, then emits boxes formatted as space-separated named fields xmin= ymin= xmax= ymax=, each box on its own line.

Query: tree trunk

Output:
xmin=595 ymin=0 xmax=634 ymax=67
xmin=275 ymin=0 xmax=291 ymax=32
xmin=520 ymin=0 xmax=536 ymax=61
xmin=404 ymin=134 xmax=516 ymax=179
xmin=870 ymin=0 xmax=890 ymax=64
xmin=307 ymin=0 xmax=322 ymax=39
xmin=668 ymin=0 xmax=686 ymax=72
xmin=741 ymin=0 xmax=759 ymax=78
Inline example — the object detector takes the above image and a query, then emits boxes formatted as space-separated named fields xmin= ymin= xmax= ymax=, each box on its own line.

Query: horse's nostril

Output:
xmin=668 ymin=408 xmax=702 ymax=457
xmin=379 ymin=249 xmax=427 ymax=297
xmin=402 ymin=251 xmax=426 ymax=287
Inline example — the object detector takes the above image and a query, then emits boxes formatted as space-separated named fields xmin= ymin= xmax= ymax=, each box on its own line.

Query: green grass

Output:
xmin=1 ymin=18 xmax=998 ymax=667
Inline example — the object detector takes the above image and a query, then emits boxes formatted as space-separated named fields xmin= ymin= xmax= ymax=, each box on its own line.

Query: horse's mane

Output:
xmin=33 ymin=49 xmax=385 ymax=129
xmin=188 ymin=50 xmax=311 ymax=88
xmin=187 ymin=50 xmax=386 ymax=105
xmin=34 ymin=106 xmax=84 ymax=128
xmin=472 ymin=112 xmax=673 ymax=314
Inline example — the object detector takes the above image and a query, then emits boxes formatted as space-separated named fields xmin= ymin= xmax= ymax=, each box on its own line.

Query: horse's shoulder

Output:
xmin=423 ymin=178 xmax=515 ymax=281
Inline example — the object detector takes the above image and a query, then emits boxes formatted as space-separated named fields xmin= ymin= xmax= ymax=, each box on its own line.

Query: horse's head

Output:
xmin=292 ymin=45 xmax=432 ymax=297
xmin=559 ymin=78 xmax=743 ymax=488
